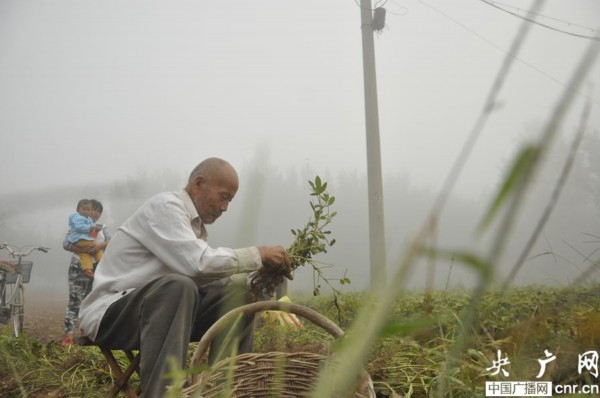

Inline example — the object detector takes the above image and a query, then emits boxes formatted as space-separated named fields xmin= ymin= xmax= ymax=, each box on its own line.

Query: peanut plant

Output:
xmin=249 ymin=176 xmax=347 ymax=301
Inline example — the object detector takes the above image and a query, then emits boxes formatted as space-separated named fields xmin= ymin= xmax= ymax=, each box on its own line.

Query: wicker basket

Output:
xmin=2 ymin=261 xmax=33 ymax=284
xmin=181 ymin=301 xmax=375 ymax=398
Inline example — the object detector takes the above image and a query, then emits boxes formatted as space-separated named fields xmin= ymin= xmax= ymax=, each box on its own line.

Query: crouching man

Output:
xmin=79 ymin=157 xmax=292 ymax=397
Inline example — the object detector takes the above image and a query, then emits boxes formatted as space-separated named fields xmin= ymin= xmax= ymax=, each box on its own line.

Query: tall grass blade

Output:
xmin=502 ymin=97 xmax=592 ymax=288
xmin=430 ymin=0 xmax=546 ymax=215
xmin=478 ymin=145 xmax=540 ymax=232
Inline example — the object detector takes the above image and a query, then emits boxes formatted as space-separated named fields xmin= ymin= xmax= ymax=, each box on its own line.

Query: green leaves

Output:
xmin=339 ymin=277 xmax=351 ymax=285
xmin=308 ymin=175 xmax=328 ymax=196
xmin=479 ymin=144 xmax=540 ymax=231
xmin=286 ymin=176 xmax=351 ymax=302
xmin=252 ymin=175 xmax=343 ymax=302
xmin=379 ymin=317 xmax=437 ymax=338
xmin=289 ymin=176 xmax=337 ymax=270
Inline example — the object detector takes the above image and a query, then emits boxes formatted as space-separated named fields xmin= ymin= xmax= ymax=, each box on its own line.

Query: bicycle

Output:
xmin=0 ymin=242 xmax=49 ymax=337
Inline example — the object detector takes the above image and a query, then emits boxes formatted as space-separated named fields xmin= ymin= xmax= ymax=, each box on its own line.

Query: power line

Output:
xmin=385 ymin=0 xmax=410 ymax=16
xmin=480 ymin=0 xmax=600 ymax=41
xmin=414 ymin=0 xmax=599 ymax=105
xmin=490 ymin=0 xmax=599 ymax=33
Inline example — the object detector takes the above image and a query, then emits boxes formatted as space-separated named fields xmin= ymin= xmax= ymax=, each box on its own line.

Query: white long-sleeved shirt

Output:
xmin=79 ymin=189 xmax=261 ymax=340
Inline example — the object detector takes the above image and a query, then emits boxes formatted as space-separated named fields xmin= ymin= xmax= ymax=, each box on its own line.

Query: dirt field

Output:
xmin=4 ymin=292 xmax=68 ymax=342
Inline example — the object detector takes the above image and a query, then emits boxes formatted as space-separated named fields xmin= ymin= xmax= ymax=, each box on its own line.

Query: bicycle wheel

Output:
xmin=0 ymin=279 xmax=6 ymax=307
xmin=0 ymin=280 xmax=10 ymax=325
xmin=5 ymin=284 xmax=24 ymax=337
xmin=13 ymin=285 xmax=24 ymax=337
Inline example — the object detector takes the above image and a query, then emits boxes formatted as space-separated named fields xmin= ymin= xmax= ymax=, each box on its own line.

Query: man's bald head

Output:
xmin=185 ymin=158 xmax=239 ymax=224
xmin=187 ymin=158 xmax=237 ymax=185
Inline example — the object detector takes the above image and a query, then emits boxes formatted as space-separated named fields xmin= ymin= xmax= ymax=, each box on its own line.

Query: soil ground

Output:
xmin=3 ymin=292 xmax=68 ymax=342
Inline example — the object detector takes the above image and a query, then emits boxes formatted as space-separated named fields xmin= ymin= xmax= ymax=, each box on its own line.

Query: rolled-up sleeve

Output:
xmin=234 ymin=247 xmax=262 ymax=273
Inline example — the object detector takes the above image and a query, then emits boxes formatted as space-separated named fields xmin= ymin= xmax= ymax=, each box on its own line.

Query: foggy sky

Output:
xmin=1 ymin=1 xmax=598 ymax=194
xmin=1 ymin=1 xmax=599 ymax=295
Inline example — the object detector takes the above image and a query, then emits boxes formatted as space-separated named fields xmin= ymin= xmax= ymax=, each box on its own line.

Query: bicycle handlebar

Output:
xmin=0 ymin=243 xmax=50 ymax=258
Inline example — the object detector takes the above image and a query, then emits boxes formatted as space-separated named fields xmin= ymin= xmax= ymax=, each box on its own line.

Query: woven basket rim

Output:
xmin=182 ymin=302 xmax=375 ymax=397
xmin=183 ymin=350 xmax=374 ymax=398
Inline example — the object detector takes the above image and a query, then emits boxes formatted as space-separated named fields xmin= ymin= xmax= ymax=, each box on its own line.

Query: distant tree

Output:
xmin=105 ymin=169 xmax=186 ymax=227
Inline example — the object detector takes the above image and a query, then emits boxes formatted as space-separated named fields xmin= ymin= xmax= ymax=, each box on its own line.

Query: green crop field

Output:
xmin=1 ymin=285 xmax=598 ymax=397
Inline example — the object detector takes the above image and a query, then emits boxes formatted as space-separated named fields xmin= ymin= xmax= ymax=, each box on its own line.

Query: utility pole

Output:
xmin=360 ymin=0 xmax=387 ymax=290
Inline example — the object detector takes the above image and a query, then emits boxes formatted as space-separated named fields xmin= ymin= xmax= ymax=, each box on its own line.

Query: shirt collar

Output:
xmin=181 ymin=189 xmax=200 ymax=221
xmin=181 ymin=190 xmax=208 ymax=240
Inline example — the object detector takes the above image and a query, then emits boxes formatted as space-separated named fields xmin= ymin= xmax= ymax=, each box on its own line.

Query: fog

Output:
xmin=0 ymin=1 xmax=599 ymax=297
xmin=2 ymin=134 xmax=599 ymax=296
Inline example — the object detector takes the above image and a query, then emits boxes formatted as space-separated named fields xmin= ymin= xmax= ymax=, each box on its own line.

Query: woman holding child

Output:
xmin=61 ymin=199 xmax=111 ymax=347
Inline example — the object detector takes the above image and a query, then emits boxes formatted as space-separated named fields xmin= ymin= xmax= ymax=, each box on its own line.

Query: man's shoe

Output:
xmin=61 ymin=334 xmax=74 ymax=347
xmin=0 ymin=307 xmax=10 ymax=324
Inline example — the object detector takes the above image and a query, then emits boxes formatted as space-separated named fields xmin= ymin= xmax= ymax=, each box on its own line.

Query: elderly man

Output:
xmin=79 ymin=157 xmax=291 ymax=397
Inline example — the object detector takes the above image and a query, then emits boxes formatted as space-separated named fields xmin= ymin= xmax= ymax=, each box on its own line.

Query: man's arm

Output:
xmin=127 ymin=194 xmax=265 ymax=279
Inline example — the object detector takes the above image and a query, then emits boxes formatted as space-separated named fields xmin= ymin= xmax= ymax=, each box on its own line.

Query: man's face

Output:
xmin=190 ymin=168 xmax=239 ymax=225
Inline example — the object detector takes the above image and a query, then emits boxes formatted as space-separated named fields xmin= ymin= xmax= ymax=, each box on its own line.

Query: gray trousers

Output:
xmin=64 ymin=256 xmax=95 ymax=334
xmin=94 ymin=274 xmax=254 ymax=398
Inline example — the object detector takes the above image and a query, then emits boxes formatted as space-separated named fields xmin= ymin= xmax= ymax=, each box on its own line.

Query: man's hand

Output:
xmin=257 ymin=246 xmax=293 ymax=280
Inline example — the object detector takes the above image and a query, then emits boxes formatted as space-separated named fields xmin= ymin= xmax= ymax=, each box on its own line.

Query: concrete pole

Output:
xmin=360 ymin=0 xmax=387 ymax=290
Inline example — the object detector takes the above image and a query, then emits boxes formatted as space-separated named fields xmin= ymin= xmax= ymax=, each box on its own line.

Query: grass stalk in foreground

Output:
xmin=502 ymin=96 xmax=591 ymax=289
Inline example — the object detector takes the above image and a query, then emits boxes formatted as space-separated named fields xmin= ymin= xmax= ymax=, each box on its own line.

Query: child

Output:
xmin=66 ymin=199 xmax=103 ymax=278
